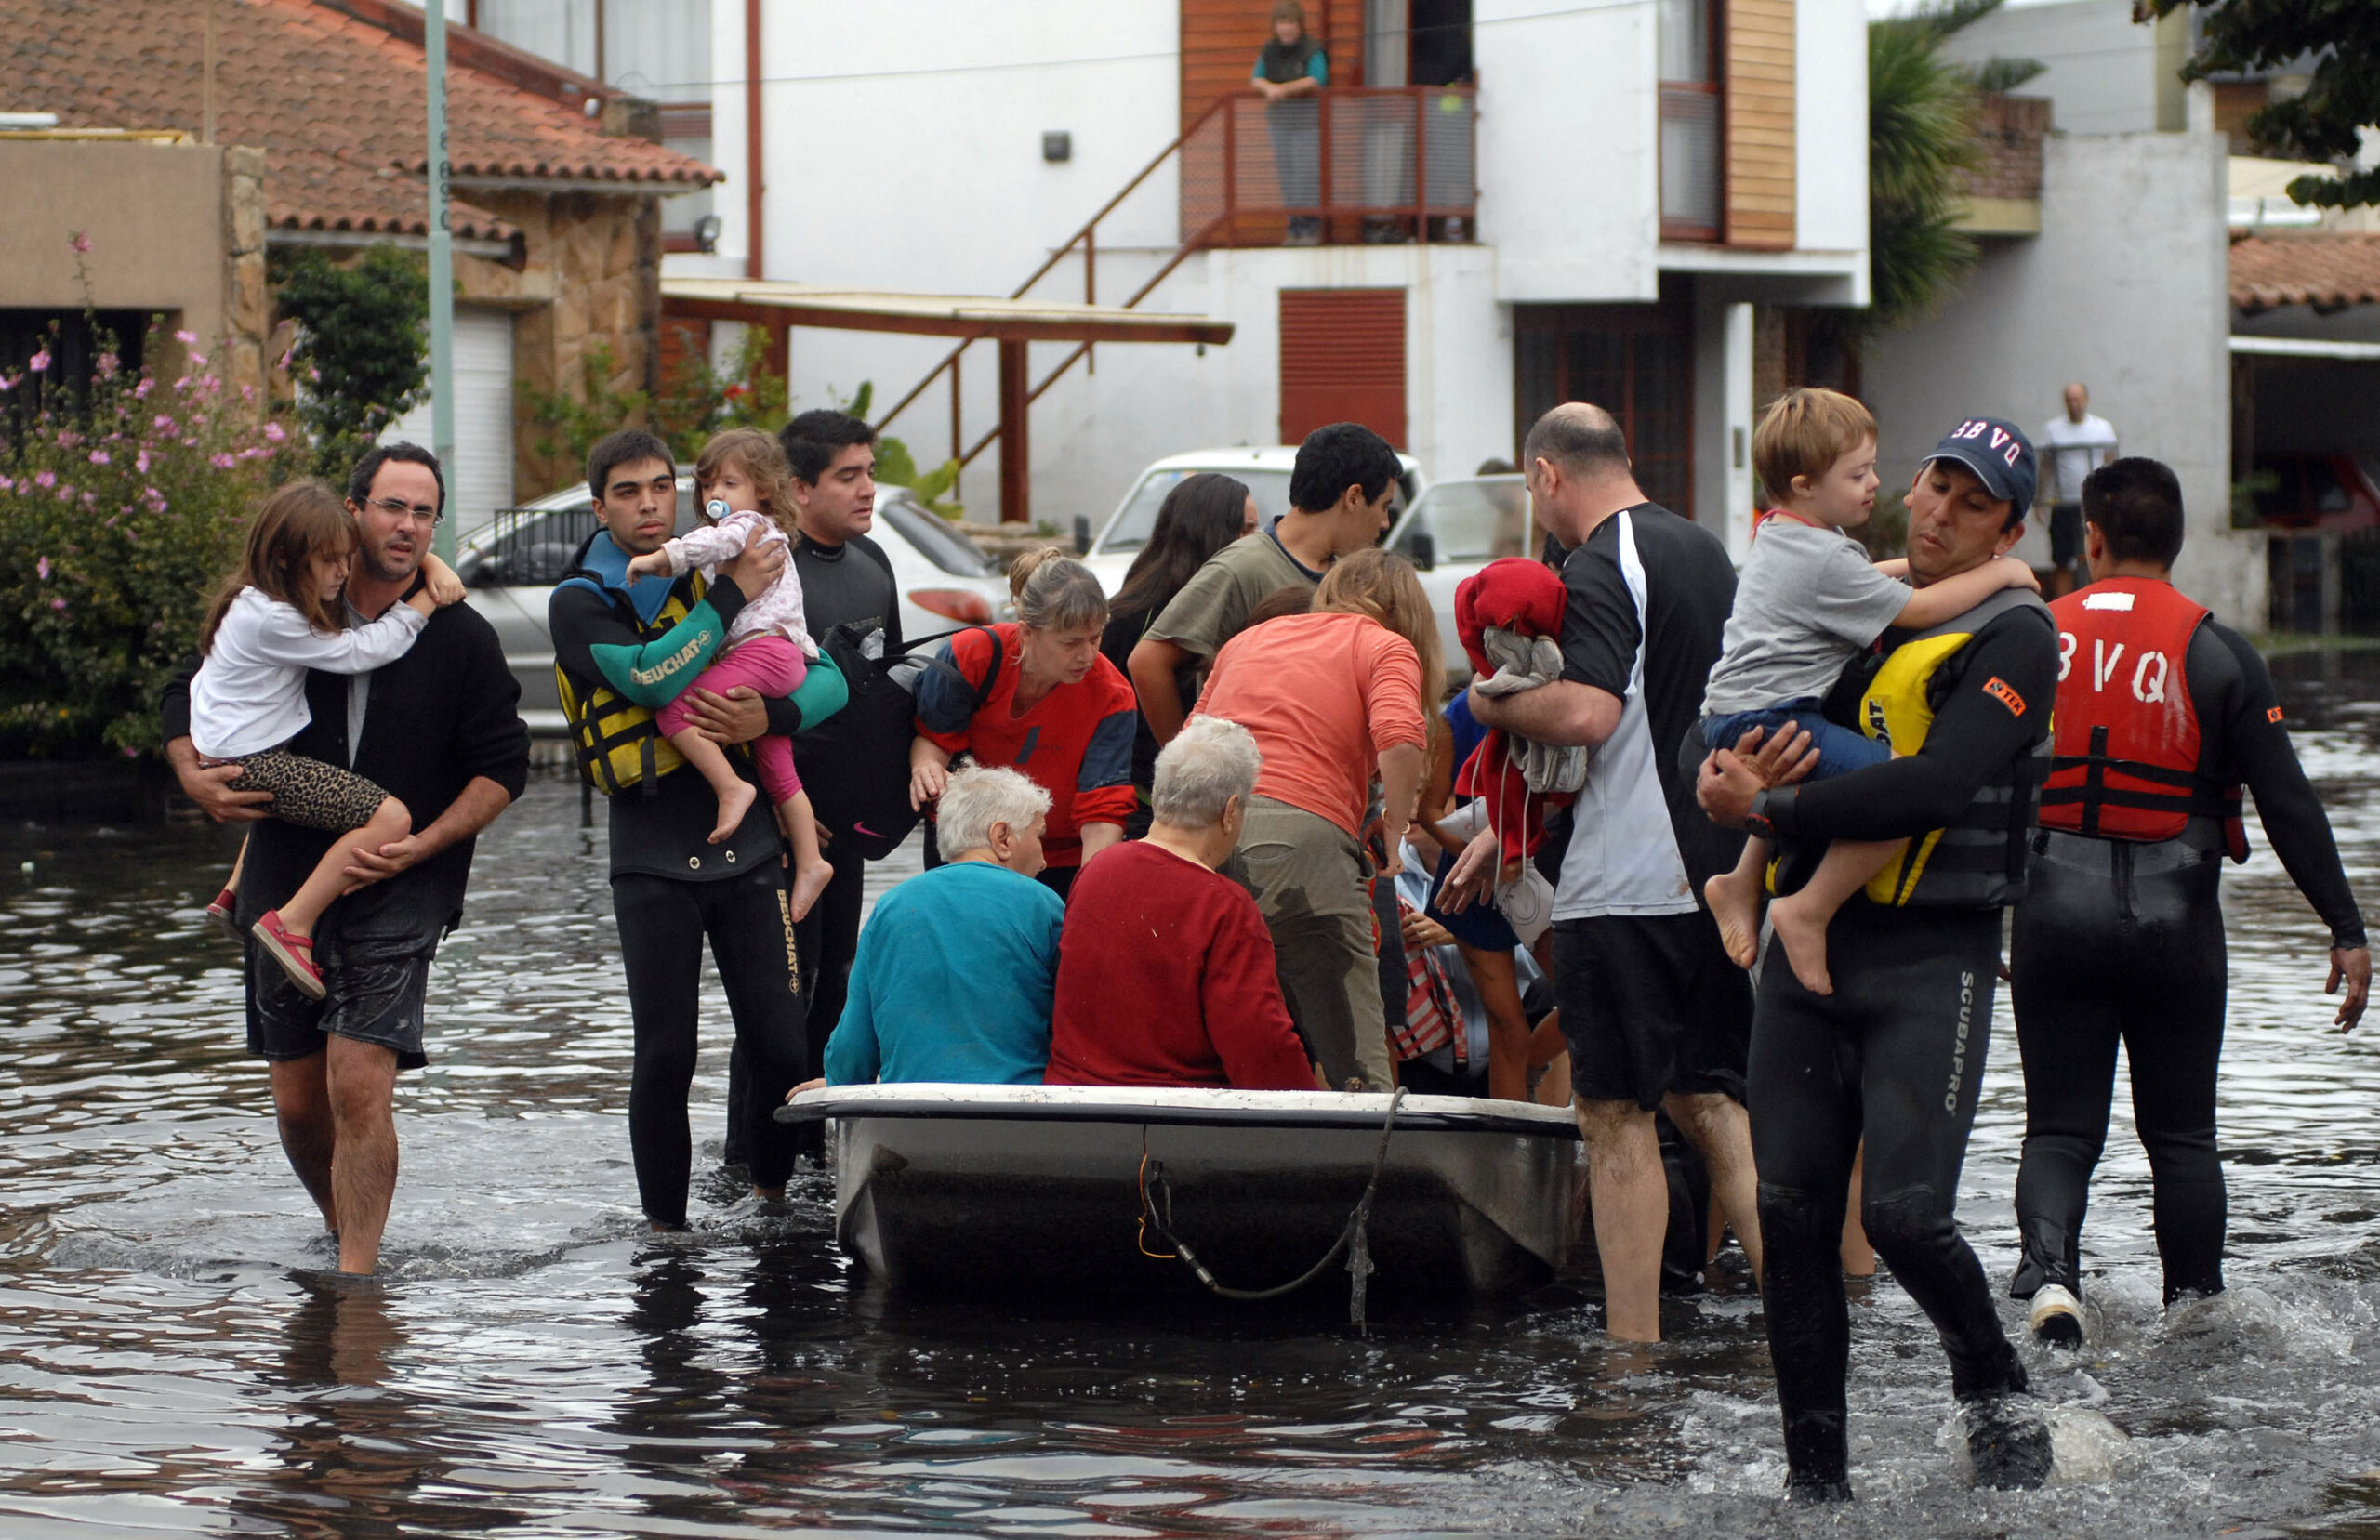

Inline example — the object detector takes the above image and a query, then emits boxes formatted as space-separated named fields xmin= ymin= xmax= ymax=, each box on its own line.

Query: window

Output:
xmin=1658 ymin=0 xmax=1722 ymax=241
xmin=1514 ymin=292 xmax=1694 ymax=517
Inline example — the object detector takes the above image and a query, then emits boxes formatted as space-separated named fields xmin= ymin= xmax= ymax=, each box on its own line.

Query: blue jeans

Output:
xmin=1700 ymin=700 xmax=1890 ymax=782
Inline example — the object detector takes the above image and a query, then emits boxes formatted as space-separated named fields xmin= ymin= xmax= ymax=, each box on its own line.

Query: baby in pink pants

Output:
xmin=628 ymin=428 xmax=834 ymax=921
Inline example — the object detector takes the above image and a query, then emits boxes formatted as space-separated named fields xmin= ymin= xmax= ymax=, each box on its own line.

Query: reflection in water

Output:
xmin=0 ymin=649 xmax=2377 ymax=1535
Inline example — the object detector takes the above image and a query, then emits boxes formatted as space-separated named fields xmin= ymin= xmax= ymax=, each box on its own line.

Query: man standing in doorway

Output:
xmin=2040 ymin=382 xmax=2117 ymax=597
xmin=1440 ymin=402 xmax=1765 ymax=1345
xmin=689 ymin=409 xmax=904 ymax=1165
xmin=1130 ymin=422 xmax=1401 ymax=747
xmin=165 ymin=442 xmax=528 ymax=1276
xmin=1698 ymin=417 xmax=2061 ymax=1497
xmin=1253 ymin=0 xmax=1328 ymax=244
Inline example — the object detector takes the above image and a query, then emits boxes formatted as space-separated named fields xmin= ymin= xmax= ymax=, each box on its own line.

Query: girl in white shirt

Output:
xmin=190 ymin=480 xmax=462 ymax=999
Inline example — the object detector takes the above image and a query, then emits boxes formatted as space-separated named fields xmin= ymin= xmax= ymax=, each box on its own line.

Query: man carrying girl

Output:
xmin=164 ymin=442 xmax=528 ymax=1277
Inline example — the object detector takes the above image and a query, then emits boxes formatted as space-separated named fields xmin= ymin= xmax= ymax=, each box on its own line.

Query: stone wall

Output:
xmin=454 ymin=187 xmax=665 ymax=498
xmin=219 ymin=147 xmax=269 ymax=402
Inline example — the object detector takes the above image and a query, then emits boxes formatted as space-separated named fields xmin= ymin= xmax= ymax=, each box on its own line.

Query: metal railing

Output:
xmin=874 ymin=86 xmax=1477 ymax=495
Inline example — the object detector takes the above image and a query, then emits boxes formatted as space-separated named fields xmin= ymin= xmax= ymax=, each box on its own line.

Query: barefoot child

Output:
xmin=189 ymin=480 xmax=464 ymax=998
xmin=624 ymin=428 xmax=835 ymax=921
xmin=1700 ymin=388 xmax=2037 ymax=994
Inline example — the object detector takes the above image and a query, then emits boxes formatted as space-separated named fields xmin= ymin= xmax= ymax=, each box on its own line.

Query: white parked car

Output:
xmin=455 ymin=473 xmax=1010 ymax=734
xmin=1382 ymin=473 xmax=1536 ymax=684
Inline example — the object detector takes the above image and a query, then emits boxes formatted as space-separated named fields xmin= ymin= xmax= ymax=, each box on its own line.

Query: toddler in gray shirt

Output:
xmin=1701 ymin=390 xmax=2037 ymax=995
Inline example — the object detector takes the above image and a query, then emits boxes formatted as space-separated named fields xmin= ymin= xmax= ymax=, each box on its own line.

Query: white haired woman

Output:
xmin=819 ymin=767 xmax=1065 ymax=1086
xmin=910 ymin=548 xmax=1137 ymax=902
xmin=1044 ymin=718 xmax=1317 ymax=1090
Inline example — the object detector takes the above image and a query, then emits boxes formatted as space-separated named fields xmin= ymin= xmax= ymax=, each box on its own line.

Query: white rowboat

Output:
xmin=774 ymin=1085 xmax=1585 ymax=1298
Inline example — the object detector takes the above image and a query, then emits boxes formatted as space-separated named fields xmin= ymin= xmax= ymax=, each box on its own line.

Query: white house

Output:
xmin=583 ymin=0 xmax=1875 ymax=553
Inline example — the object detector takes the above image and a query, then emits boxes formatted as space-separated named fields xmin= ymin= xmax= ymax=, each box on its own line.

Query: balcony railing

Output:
xmin=1182 ymin=86 xmax=1478 ymax=246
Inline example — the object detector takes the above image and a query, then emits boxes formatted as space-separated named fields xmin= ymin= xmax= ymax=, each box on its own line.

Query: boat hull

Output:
xmin=782 ymin=1087 xmax=1584 ymax=1298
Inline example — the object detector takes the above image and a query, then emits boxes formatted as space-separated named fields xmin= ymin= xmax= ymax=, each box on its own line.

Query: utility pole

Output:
xmin=425 ymin=0 xmax=456 ymax=560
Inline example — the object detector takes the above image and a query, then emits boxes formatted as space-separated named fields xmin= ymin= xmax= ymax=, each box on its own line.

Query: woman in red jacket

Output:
xmin=910 ymin=549 xmax=1136 ymax=900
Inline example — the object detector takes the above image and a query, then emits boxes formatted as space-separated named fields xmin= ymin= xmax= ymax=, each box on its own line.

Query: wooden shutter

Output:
xmin=1279 ymin=288 xmax=1407 ymax=449
xmin=1726 ymin=0 xmax=1796 ymax=249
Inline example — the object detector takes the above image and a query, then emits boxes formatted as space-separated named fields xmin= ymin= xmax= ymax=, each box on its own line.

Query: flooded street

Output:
xmin=7 ymin=653 xmax=2380 ymax=1536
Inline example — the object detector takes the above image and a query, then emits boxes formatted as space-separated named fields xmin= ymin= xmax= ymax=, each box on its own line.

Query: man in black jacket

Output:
xmin=697 ymin=410 xmax=904 ymax=1165
xmin=1699 ymin=417 xmax=2061 ymax=1498
xmin=165 ymin=442 xmax=528 ymax=1276
xmin=548 ymin=428 xmax=809 ymax=1229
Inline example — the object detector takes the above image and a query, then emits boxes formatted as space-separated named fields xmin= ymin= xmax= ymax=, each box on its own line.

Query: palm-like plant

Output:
xmin=1864 ymin=6 xmax=1984 ymax=336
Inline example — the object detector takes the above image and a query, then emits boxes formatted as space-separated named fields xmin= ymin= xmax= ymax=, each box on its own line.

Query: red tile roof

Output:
xmin=3 ymin=0 xmax=721 ymax=243
xmin=2232 ymin=234 xmax=2380 ymax=312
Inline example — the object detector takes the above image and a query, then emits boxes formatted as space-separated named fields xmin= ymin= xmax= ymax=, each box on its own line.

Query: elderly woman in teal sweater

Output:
xmin=819 ymin=766 xmax=1065 ymax=1086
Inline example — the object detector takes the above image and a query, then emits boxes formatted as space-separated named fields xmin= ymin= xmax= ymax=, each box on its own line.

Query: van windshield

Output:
xmin=1097 ymin=469 xmax=1295 ymax=555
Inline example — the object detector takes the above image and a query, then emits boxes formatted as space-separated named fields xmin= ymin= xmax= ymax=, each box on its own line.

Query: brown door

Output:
xmin=1279 ymin=288 xmax=1408 ymax=448
xmin=1514 ymin=285 xmax=1694 ymax=515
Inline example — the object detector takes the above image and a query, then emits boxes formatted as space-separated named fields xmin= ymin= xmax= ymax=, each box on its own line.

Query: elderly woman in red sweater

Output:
xmin=1044 ymin=717 xmax=1316 ymax=1090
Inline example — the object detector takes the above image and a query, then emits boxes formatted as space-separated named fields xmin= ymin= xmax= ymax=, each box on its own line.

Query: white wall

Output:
xmin=1864 ymin=131 xmax=2250 ymax=624
xmin=1936 ymin=0 xmax=2161 ymax=137
xmin=1796 ymin=0 xmax=1871 ymax=257
xmin=747 ymin=1 xmax=1179 ymax=290
xmin=1474 ymin=0 xmax=1660 ymax=302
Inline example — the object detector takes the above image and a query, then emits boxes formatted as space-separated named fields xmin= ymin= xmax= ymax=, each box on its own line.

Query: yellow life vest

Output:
xmin=555 ymin=570 xmax=733 ymax=797
xmin=1850 ymin=586 xmax=2053 ymax=908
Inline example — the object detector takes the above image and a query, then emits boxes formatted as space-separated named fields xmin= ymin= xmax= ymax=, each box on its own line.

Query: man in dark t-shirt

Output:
xmin=1441 ymin=402 xmax=1763 ymax=1344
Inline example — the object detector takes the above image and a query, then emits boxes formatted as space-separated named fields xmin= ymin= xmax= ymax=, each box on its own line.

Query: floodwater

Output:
xmin=6 ymin=656 xmax=2380 ymax=1538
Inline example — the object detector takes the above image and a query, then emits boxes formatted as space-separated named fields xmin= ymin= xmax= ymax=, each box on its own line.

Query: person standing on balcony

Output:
xmin=1254 ymin=0 xmax=1329 ymax=245
xmin=2039 ymin=382 xmax=2118 ymax=598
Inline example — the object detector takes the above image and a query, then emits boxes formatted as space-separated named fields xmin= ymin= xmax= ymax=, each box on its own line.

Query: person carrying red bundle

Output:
xmin=1450 ymin=556 xmax=1585 ymax=864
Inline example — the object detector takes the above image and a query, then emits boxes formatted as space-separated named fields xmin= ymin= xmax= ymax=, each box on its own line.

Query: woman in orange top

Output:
xmin=910 ymin=549 xmax=1137 ymax=901
xmin=1193 ymin=548 xmax=1441 ymax=1090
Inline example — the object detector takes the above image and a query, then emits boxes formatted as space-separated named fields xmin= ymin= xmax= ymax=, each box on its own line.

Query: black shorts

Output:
xmin=2048 ymin=504 xmax=2084 ymax=568
xmin=1554 ymin=911 xmax=1751 ymax=1111
xmin=246 ymin=932 xmax=436 ymax=1070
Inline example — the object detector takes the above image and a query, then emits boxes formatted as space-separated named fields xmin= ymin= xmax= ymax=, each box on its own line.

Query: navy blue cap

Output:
xmin=1925 ymin=417 xmax=2037 ymax=512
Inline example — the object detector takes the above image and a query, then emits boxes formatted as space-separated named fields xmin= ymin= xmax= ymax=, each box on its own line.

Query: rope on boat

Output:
xmin=1135 ymin=1086 xmax=1407 ymax=1333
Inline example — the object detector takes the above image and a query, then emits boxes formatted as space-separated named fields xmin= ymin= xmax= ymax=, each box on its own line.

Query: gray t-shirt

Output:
xmin=2041 ymin=412 xmax=2118 ymax=505
xmin=1699 ymin=519 xmax=1911 ymax=717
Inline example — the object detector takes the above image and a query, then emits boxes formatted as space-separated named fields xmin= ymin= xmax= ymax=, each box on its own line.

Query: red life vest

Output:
xmin=2042 ymin=577 xmax=2247 ymax=859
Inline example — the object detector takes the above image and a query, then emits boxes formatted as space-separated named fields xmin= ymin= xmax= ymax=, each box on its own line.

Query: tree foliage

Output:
xmin=1862 ymin=3 xmax=1988 ymax=337
xmin=2142 ymin=0 xmax=2380 ymax=208
xmin=0 ymin=321 xmax=300 ymax=757
xmin=270 ymin=244 xmax=429 ymax=479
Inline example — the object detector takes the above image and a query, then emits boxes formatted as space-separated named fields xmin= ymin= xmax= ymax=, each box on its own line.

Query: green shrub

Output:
xmin=0 ymin=322 xmax=300 ymax=757
xmin=271 ymin=244 xmax=430 ymax=480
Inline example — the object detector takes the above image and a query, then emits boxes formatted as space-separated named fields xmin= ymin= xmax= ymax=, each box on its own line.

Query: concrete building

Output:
xmin=452 ymin=0 xmax=1873 ymax=546
xmin=1864 ymin=125 xmax=2246 ymax=622
xmin=2 ymin=0 xmax=719 ymax=523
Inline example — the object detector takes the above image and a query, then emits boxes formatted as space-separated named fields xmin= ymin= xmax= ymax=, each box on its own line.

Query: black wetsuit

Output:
xmin=1749 ymin=598 xmax=2058 ymax=1494
xmin=550 ymin=566 xmax=809 ymax=1226
xmin=2010 ymin=618 xmax=2364 ymax=1303
xmin=725 ymin=529 xmax=905 ymax=1165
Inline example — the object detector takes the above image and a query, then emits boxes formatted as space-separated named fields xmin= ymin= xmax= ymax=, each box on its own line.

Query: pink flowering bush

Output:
xmin=0 ymin=320 xmax=301 ymax=757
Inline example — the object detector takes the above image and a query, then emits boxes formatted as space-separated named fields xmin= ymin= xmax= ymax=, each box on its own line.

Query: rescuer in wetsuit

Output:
xmin=2008 ymin=456 xmax=2370 ymax=1346
xmin=1697 ymin=416 xmax=2060 ymax=1500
